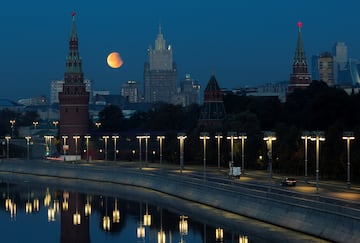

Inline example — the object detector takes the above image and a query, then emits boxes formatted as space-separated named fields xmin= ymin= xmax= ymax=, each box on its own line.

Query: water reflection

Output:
xmin=1 ymin=181 xmax=252 ymax=243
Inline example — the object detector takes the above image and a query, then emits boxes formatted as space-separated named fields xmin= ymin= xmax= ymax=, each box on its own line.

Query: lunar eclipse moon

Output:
xmin=107 ymin=52 xmax=123 ymax=68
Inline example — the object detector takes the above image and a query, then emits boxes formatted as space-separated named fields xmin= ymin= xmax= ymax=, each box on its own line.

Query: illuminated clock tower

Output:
xmin=58 ymin=12 xmax=89 ymax=158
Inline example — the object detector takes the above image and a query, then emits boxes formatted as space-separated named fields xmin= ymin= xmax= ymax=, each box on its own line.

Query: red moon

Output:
xmin=107 ymin=52 xmax=123 ymax=68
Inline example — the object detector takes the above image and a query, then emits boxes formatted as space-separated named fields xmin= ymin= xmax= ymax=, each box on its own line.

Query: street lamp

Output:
xmin=10 ymin=120 xmax=15 ymax=137
xmin=215 ymin=133 xmax=223 ymax=169
xmin=263 ymin=131 xmax=276 ymax=180
xmin=310 ymin=131 xmax=325 ymax=194
xmin=5 ymin=136 xmax=11 ymax=159
xmin=95 ymin=121 xmax=101 ymax=129
xmin=238 ymin=132 xmax=247 ymax=174
xmin=342 ymin=131 xmax=355 ymax=189
xmin=301 ymin=131 xmax=311 ymax=183
xmin=144 ymin=134 xmax=150 ymax=165
xmin=84 ymin=135 xmax=91 ymax=161
xmin=44 ymin=135 xmax=54 ymax=156
xmin=25 ymin=136 xmax=31 ymax=160
xmin=102 ymin=136 xmax=109 ymax=161
xmin=32 ymin=121 xmax=39 ymax=129
xmin=227 ymin=132 xmax=238 ymax=173
xmin=73 ymin=136 xmax=80 ymax=159
xmin=200 ymin=132 xmax=210 ymax=178
xmin=177 ymin=133 xmax=187 ymax=173
xmin=136 ymin=136 xmax=144 ymax=169
xmin=112 ymin=135 xmax=119 ymax=161
xmin=62 ymin=135 xmax=68 ymax=156
xmin=157 ymin=136 xmax=165 ymax=167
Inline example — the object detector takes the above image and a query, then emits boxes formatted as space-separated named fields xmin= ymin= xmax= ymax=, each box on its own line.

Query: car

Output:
xmin=281 ymin=177 xmax=297 ymax=186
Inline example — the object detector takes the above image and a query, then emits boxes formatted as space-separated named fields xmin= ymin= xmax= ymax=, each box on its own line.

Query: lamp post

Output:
xmin=263 ymin=131 xmax=276 ymax=180
xmin=5 ymin=136 xmax=11 ymax=159
xmin=73 ymin=136 xmax=80 ymax=159
xmin=177 ymin=133 xmax=187 ymax=173
xmin=342 ymin=131 xmax=355 ymax=189
xmin=84 ymin=135 xmax=91 ymax=161
xmin=239 ymin=132 xmax=247 ymax=174
xmin=25 ymin=136 xmax=31 ymax=160
xmin=102 ymin=136 xmax=109 ymax=161
xmin=144 ymin=134 xmax=150 ymax=165
xmin=95 ymin=121 xmax=101 ymax=129
xmin=157 ymin=136 xmax=165 ymax=167
xmin=227 ymin=132 xmax=237 ymax=174
xmin=301 ymin=131 xmax=311 ymax=183
xmin=112 ymin=135 xmax=119 ymax=161
xmin=10 ymin=120 xmax=15 ymax=137
xmin=310 ymin=131 xmax=325 ymax=194
xmin=136 ymin=136 xmax=143 ymax=169
xmin=44 ymin=135 xmax=54 ymax=156
xmin=52 ymin=120 xmax=59 ymax=128
xmin=200 ymin=132 xmax=210 ymax=178
xmin=215 ymin=133 xmax=223 ymax=169
xmin=62 ymin=135 xmax=68 ymax=156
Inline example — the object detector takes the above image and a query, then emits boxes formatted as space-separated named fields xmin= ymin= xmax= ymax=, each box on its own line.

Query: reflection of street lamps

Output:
xmin=32 ymin=121 xmax=39 ymax=129
xmin=62 ymin=135 xmax=68 ymax=156
xmin=102 ymin=136 xmax=109 ymax=160
xmin=25 ymin=136 xmax=31 ymax=160
xmin=112 ymin=135 xmax=119 ymax=161
xmin=226 ymin=132 xmax=237 ymax=169
xmin=5 ymin=136 xmax=11 ymax=159
xmin=177 ymin=133 xmax=187 ymax=173
xmin=238 ymin=132 xmax=247 ymax=174
xmin=200 ymin=132 xmax=210 ymax=177
xmin=179 ymin=215 xmax=188 ymax=242
xmin=301 ymin=131 xmax=311 ymax=183
xmin=263 ymin=131 xmax=276 ymax=180
xmin=52 ymin=120 xmax=59 ymax=128
xmin=215 ymin=133 xmax=223 ymax=169
xmin=310 ymin=131 xmax=325 ymax=194
xmin=157 ymin=136 xmax=165 ymax=167
xmin=10 ymin=120 xmax=15 ymax=137
xmin=84 ymin=135 xmax=91 ymax=161
xmin=73 ymin=136 xmax=80 ymax=159
xmin=342 ymin=131 xmax=355 ymax=189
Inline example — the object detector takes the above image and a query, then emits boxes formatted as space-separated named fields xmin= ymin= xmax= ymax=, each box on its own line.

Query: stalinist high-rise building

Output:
xmin=58 ymin=12 xmax=89 ymax=157
xmin=144 ymin=25 xmax=177 ymax=104
xmin=288 ymin=22 xmax=311 ymax=93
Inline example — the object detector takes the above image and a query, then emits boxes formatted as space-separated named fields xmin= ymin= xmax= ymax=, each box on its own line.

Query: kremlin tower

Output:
xmin=58 ymin=12 xmax=89 ymax=158
xmin=198 ymin=75 xmax=226 ymax=129
xmin=288 ymin=22 xmax=311 ymax=93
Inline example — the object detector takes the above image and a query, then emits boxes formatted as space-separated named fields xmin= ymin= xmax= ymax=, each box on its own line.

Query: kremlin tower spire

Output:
xmin=288 ymin=22 xmax=311 ymax=93
xmin=58 ymin=12 xmax=90 ymax=159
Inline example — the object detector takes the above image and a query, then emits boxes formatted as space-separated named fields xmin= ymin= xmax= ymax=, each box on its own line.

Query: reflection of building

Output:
xmin=198 ymin=75 xmax=225 ymax=129
xmin=60 ymin=192 xmax=90 ymax=243
xmin=58 ymin=12 xmax=89 ymax=157
xmin=288 ymin=22 xmax=311 ymax=93
xmin=144 ymin=25 xmax=177 ymax=104
xmin=121 ymin=80 xmax=140 ymax=103
xmin=318 ymin=52 xmax=335 ymax=86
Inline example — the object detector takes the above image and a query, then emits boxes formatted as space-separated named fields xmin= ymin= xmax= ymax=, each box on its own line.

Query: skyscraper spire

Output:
xmin=288 ymin=21 xmax=311 ymax=93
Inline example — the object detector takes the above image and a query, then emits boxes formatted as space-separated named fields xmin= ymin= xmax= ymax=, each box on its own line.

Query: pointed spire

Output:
xmin=155 ymin=24 xmax=165 ymax=51
xmin=70 ymin=11 xmax=77 ymax=41
xmin=293 ymin=21 xmax=307 ymax=65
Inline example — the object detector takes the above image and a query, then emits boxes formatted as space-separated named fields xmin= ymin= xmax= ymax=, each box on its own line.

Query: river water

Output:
xmin=0 ymin=173 xmax=327 ymax=243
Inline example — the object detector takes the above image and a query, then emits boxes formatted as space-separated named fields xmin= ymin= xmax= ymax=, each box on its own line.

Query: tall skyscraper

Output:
xmin=318 ymin=52 xmax=335 ymax=86
xmin=288 ymin=22 xmax=311 ymax=93
xmin=333 ymin=42 xmax=348 ymax=70
xmin=179 ymin=74 xmax=201 ymax=106
xmin=144 ymin=25 xmax=177 ymax=104
xmin=198 ymin=75 xmax=225 ymax=129
xmin=58 ymin=12 xmax=89 ymax=157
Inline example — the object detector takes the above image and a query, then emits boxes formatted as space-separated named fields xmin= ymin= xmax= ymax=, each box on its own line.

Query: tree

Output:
xmin=98 ymin=105 xmax=125 ymax=132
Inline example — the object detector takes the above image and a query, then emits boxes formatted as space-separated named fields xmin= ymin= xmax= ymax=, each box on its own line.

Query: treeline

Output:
xmin=97 ymin=81 xmax=360 ymax=181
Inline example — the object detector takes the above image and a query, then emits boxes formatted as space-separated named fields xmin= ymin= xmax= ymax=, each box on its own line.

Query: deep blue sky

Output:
xmin=1 ymin=1 xmax=360 ymax=100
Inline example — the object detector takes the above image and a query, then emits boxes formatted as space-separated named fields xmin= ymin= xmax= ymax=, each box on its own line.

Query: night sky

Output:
xmin=1 ymin=1 xmax=360 ymax=100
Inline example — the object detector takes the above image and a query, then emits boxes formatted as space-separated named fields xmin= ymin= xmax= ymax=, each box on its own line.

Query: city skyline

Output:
xmin=1 ymin=1 xmax=360 ymax=100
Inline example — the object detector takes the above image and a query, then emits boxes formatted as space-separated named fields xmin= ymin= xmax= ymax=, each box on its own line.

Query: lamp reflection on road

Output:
xmin=113 ymin=198 xmax=120 ymax=223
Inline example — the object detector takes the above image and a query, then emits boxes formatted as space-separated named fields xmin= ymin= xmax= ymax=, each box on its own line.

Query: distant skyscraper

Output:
xmin=121 ymin=80 xmax=139 ymax=103
xmin=333 ymin=42 xmax=348 ymax=70
xmin=144 ymin=25 xmax=177 ymax=104
xmin=58 ymin=12 xmax=89 ymax=157
xmin=318 ymin=52 xmax=335 ymax=86
xmin=288 ymin=22 xmax=311 ymax=93
xmin=198 ymin=75 xmax=225 ymax=129
xmin=51 ymin=79 xmax=91 ymax=104
xmin=179 ymin=74 xmax=201 ymax=106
